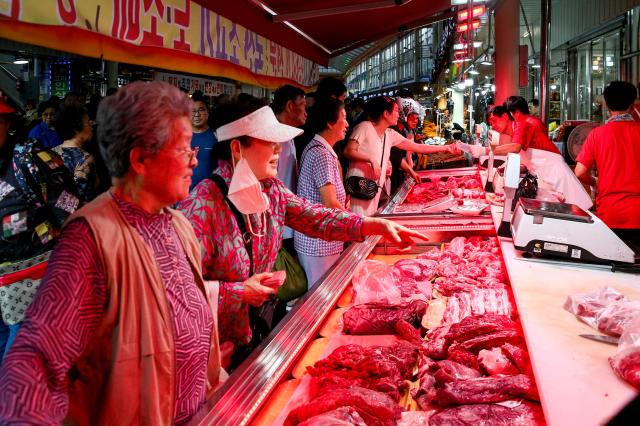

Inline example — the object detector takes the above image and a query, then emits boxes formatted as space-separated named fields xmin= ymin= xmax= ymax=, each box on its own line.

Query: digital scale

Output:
xmin=511 ymin=198 xmax=637 ymax=267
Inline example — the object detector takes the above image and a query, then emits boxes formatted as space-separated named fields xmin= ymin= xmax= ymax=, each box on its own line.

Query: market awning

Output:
xmin=196 ymin=0 xmax=455 ymax=63
xmin=0 ymin=0 xmax=453 ymax=90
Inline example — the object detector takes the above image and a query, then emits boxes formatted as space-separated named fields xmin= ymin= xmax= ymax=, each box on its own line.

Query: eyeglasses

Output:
xmin=180 ymin=146 xmax=199 ymax=163
xmin=192 ymin=107 xmax=207 ymax=116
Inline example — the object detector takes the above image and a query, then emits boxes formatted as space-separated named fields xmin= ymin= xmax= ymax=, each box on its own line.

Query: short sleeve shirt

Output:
xmin=294 ymin=135 xmax=346 ymax=256
xmin=577 ymin=119 xmax=640 ymax=228
xmin=346 ymin=121 xmax=406 ymax=186
xmin=512 ymin=120 xmax=560 ymax=154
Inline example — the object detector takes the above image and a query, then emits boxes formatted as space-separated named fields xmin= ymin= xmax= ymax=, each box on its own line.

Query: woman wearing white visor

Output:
xmin=180 ymin=98 xmax=426 ymax=364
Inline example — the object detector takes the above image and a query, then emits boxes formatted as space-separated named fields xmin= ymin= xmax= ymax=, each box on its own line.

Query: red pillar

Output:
xmin=494 ymin=0 xmax=520 ymax=105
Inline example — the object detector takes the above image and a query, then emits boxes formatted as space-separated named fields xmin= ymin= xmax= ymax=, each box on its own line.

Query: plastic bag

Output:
xmin=563 ymin=286 xmax=628 ymax=331
xmin=595 ymin=301 xmax=640 ymax=336
xmin=273 ymin=247 xmax=308 ymax=302
xmin=610 ymin=315 xmax=640 ymax=390
xmin=351 ymin=260 xmax=402 ymax=305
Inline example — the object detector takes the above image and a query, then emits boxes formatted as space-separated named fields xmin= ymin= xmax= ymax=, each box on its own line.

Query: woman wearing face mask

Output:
xmin=344 ymin=96 xmax=460 ymax=216
xmin=179 ymin=97 xmax=427 ymax=362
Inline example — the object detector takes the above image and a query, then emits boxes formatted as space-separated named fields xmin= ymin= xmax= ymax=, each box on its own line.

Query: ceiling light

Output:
xmin=469 ymin=69 xmax=480 ymax=75
xmin=464 ymin=78 xmax=474 ymax=86
xmin=13 ymin=58 xmax=28 ymax=65
xmin=531 ymin=64 xmax=541 ymax=69
xmin=550 ymin=84 xmax=557 ymax=90
xmin=451 ymin=0 xmax=487 ymax=5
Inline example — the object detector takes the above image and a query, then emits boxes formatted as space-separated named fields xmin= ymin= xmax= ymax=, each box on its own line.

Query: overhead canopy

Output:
xmin=195 ymin=0 xmax=455 ymax=66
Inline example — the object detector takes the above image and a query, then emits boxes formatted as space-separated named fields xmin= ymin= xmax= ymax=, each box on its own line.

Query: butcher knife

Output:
xmin=579 ymin=334 xmax=620 ymax=345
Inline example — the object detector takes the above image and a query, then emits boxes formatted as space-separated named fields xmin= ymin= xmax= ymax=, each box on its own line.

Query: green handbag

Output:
xmin=273 ymin=247 xmax=308 ymax=302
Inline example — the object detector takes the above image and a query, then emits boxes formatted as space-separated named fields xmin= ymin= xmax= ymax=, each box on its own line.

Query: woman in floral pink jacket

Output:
xmin=180 ymin=98 xmax=425 ymax=358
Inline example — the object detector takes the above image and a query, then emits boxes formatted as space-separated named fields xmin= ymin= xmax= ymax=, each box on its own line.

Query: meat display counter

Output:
xmin=187 ymin=167 xmax=639 ymax=426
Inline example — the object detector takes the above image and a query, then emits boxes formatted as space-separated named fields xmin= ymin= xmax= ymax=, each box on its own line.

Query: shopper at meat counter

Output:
xmin=179 ymin=97 xmax=427 ymax=361
xmin=575 ymin=80 xmax=640 ymax=229
xmin=294 ymin=98 xmax=350 ymax=287
xmin=344 ymin=95 xmax=460 ymax=216
xmin=0 ymin=82 xmax=223 ymax=424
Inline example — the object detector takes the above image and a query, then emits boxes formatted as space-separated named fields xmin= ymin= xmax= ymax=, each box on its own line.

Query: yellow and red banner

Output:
xmin=0 ymin=0 xmax=319 ymax=89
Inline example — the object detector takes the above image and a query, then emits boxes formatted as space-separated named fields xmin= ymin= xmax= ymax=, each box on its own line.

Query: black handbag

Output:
xmin=345 ymin=133 xmax=386 ymax=200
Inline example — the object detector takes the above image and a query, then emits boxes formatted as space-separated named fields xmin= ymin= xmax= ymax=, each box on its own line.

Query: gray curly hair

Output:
xmin=96 ymin=81 xmax=192 ymax=178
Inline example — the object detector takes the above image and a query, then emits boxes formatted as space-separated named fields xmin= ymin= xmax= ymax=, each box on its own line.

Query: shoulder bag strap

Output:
xmin=210 ymin=174 xmax=253 ymax=275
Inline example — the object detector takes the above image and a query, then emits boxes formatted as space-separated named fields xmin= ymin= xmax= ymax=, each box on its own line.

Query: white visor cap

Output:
xmin=215 ymin=106 xmax=303 ymax=143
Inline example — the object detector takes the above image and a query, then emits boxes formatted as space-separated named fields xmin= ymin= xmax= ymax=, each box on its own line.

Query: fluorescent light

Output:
xmin=451 ymin=0 xmax=487 ymax=4
xmin=531 ymin=64 xmax=541 ymax=69
xmin=464 ymin=78 xmax=474 ymax=86
xmin=452 ymin=58 xmax=472 ymax=63
xmin=469 ymin=69 xmax=480 ymax=75
xmin=13 ymin=58 xmax=28 ymax=64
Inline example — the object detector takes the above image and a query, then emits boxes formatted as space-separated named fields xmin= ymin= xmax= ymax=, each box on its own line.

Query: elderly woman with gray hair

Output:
xmin=0 ymin=82 xmax=223 ymax=425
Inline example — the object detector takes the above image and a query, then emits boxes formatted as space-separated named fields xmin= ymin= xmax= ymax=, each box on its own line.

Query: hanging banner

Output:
xmin=154 ymin=72 xmax=235 ymax=96
xmin=0 ymin=0 xmax=319 ymax=89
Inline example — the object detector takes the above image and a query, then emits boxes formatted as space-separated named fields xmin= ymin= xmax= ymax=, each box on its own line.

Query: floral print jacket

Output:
xmin=180 ymin=160 xmax=364 ymax=347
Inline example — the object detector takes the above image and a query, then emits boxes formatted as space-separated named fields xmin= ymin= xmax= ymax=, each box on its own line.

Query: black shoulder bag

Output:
xmin=345 ymin=133 xmax=386 ymax=200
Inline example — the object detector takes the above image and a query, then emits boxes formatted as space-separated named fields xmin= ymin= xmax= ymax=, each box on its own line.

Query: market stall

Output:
xmin=187 ymin=164 xmax=639 ymax=426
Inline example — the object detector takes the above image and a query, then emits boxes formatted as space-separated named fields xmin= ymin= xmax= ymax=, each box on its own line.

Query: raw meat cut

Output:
xmin=298 ymin=406 xmax=367 ymax=426
xmin=306 ymin=343 xmax=418 ymax=400
xmin=436 ymin=374 xmax=538 ymax=406
xmin=395 ymin=319 xmax=423 ymax=346
xmin=478 ymin=348 xmax=519 ymax=376
xmin=413 ymin=371 xmax=438 ymax=410
xmin=429 ymin=401 xmax=545 ymax=426
xmin=444 ymin=314 xmax=517 ymax=344
xmin=422 ymin=325 xmax=451 ymax=359
xmin=443 ymin=290 xmax=514 ymax=325
xmin=351 ymin=260 xmax=402 ymax=305
xmin=447 ymin=349 xmax=481 ymax=371
xmin=501 ymin=343 xmax=533 ymax=376
xmin=432 ymin=360 xmax=482 ymax=383
xmin=308 ymin=344 xmax=418 ymax=380
xmin=448 ymin=330 xmax=522 ymax=354
xmin=284 ymin=386 xmax=401 ymax=426
xmin=404 ymin=176 xmax=484 ymax=204
xmin=610 ymin=349 xmax=640 ymax=390
xmin=342 ymin=300 xmax=427 ymax=335
xmin=595 ymin=301 xmax=640 ymax=337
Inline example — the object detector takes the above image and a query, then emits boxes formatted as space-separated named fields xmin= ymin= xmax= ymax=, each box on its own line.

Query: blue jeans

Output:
xmin=0 ymin=321 xmax=20 ymax=360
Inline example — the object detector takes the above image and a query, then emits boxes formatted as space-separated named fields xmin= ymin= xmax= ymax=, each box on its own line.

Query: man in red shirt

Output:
xmin=488 ymin=105 xmax=561 ymax=155
xmin=575 ymin=81 xmax=640 ymax=229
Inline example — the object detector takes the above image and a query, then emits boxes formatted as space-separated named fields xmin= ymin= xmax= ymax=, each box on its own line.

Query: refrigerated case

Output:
xmin=188 ymin=166 xmax=639 ymax=426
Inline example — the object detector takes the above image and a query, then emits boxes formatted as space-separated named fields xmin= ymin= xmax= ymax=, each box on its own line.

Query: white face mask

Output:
xmin=227 ymin=156 xmax=270 ymax=215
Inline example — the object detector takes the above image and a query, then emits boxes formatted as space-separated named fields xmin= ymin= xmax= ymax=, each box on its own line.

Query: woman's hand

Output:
xmin=409 ymin=169 xmax=421 ymax=183
xmin=241 ymin=272 xmax=277 ymax=306
xmin=445 ymin=144 xmax=462 ymax=155
xmin=362 ymin=217 xmax=428 ymax=249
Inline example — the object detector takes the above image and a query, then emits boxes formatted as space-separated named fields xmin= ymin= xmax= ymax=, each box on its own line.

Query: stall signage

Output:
xmin=0 ymin=0 xmax=319 ymax=88
xmin=154 ymin=72 xmax=235 ymax=96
